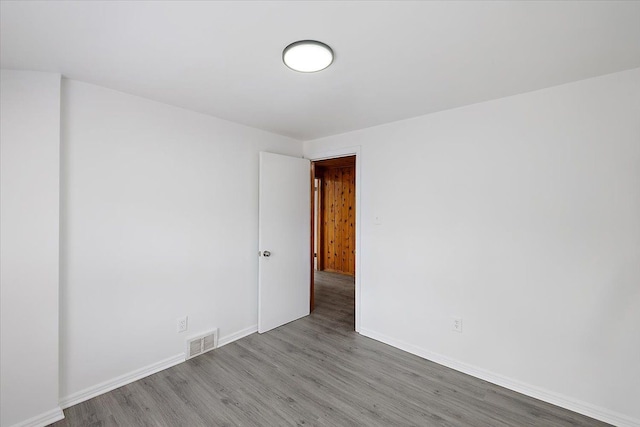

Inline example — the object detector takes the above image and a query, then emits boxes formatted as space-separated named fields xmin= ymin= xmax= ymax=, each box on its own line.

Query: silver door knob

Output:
xmin=262 ymin=250 xmax=271 ymax=257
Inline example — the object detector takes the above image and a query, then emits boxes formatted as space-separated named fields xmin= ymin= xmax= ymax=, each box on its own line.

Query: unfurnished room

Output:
xmin=0 ymin=1 xmax=639 ymax=426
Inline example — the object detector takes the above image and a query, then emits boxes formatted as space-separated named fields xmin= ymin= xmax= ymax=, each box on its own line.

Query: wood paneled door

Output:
xmin=313 ymin=156 xmax=356 ymax=276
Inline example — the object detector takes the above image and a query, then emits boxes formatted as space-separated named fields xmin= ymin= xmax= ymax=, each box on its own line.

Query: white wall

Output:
xmin=305 ymin=68 xmax=640 ymax=425
xmin=60 ymin=80 xmax=302 ymax=402
xmin=0 ymin=70 xmax=63 ymax=427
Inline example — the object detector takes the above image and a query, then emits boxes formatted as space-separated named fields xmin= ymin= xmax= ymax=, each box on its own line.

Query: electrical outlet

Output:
xmin=177 ymin=316 xmax=188 ymax=333
xmin=452 ymin=317 xmax=463 ymax=333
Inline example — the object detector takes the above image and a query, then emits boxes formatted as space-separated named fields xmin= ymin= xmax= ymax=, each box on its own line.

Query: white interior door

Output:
xmin=258 ymin=152 xmax=310 ymax=333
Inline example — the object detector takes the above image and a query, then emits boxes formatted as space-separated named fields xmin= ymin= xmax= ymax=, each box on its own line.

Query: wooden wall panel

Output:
xmin=315 ymin=160 xmax=356 ymax=276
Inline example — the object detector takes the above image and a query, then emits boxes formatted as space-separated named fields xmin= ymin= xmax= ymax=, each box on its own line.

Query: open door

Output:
xmin=258 ymin=152 xmax=310 ymax=333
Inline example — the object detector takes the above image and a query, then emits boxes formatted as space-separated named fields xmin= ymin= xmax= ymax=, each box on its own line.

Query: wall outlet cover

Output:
xmin=452 ymin=317 xmax=463 ymax=333
xmin=177 ymin=316 xmax=188 ymax=333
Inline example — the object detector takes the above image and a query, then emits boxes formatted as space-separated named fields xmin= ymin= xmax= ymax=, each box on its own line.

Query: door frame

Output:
xmin=307 ymin=146 xmax=361 ymax=333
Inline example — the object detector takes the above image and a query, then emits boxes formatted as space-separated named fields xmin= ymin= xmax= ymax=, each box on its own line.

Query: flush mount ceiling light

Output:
xmin=283 ymin=40 xmax=334 ymax=73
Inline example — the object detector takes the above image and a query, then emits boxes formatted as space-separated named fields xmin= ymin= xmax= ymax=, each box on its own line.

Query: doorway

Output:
xmin=310 ymin=155 xmax=357 ymax=330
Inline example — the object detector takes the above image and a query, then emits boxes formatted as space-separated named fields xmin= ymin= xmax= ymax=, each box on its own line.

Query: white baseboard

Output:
xmin=59 ymin=324 xmax=258 ymax=411
xmin=218 ymin=324 xmax=257 ymax=347
xmin=59 ymin=353 xmax=185 ymax=409
xmin=359 ymin=328 xmax=639 ymax=427
xmin=9 ymin=406 xmax=64 ymax=427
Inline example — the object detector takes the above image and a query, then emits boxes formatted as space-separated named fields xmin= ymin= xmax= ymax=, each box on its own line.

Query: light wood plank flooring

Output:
xmin=52 ymin=271 xmax=609 ymax=426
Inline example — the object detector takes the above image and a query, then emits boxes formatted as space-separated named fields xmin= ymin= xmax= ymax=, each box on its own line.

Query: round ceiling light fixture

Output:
xmin=283 ymin=40 xmax=334 ymax=73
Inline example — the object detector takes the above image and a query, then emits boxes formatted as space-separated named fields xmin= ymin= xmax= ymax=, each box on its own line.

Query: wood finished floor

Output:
xmin=53 ymin=271 xmax=609 ymax=426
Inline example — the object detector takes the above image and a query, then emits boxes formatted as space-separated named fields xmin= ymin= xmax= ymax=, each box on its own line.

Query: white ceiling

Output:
xmin=2 ymin=1 xmax=639 ymax=140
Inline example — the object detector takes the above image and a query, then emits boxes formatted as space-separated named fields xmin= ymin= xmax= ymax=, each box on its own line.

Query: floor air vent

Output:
xmin=186 ymin=329 xmax=219 ymax=360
